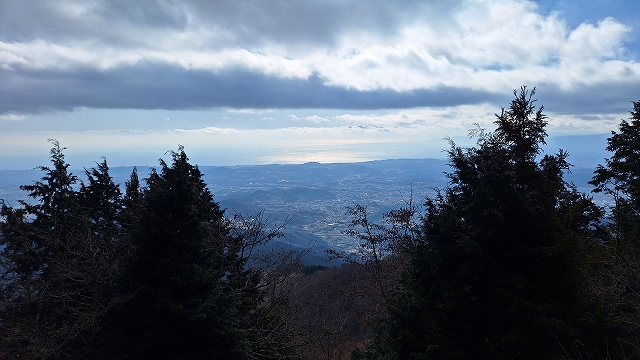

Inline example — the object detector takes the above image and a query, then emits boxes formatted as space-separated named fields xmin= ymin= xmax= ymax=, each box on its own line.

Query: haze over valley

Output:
xmin=0 ymin=152 xmax=602 ymax=262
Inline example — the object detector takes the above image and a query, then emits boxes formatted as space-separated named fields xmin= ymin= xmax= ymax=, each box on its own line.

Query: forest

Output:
xmin=1 ymin=87 xmax=639 ymax=359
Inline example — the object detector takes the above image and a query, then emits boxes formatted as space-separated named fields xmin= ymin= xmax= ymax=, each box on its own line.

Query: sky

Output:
xmin=0 ymin=0 xmax=639 ymax=169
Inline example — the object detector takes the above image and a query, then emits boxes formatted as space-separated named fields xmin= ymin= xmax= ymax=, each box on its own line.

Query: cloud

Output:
xmin=228 ymin=109 xmax=273 ymax=114
xmin=0 ymin=0 xmax=638 ymax=117
xmin=0 ymin=0 xmax=443 ymax=48
xmin=0 ymin=113 xmax=27 ymax=121
xmin=0 ymin=62 xmax=506 ymax=113
xmin=535 ymin=81 xmax=640 ymax=114
xmin=0 ymin=100 xmax=624 ymax=170
xmin=304 ymin=115 xmax=331 ymax=123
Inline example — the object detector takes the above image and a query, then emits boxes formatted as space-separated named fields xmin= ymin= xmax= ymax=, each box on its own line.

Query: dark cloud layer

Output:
xmin=0 ymin=62 xmax=507 ymax=113
xmin=536 ymin=82 xmax=640 ymax=114
xmin=2 ymin=61 xmax=638 ymax=115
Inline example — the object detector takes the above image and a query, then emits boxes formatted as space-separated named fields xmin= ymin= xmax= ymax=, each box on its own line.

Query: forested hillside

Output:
xmin=1 ymin=88 xmax=639 ymax=359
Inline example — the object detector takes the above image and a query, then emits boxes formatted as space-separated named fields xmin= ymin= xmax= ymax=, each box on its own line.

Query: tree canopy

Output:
xmin=354 ymin=87 xmax=635 ymax=359
xmin=1 ymin=145 xmax=295 ymax=360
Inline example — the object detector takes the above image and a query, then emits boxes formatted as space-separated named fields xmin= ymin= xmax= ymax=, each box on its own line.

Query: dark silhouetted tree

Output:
xmin=96 ymin=147 xmax=248 ymax=359
xmin=591 ymin=100 xmax=640 ymax=241
xmin=79 ymin=158 xmax=123 ymax=242
xmin=354 ymin=87 xmax=629 ymax=360
xmin=588 ymin=100 xmax=640 ymax=346
xmin=0 ymin=141 xmax=127 ymax=359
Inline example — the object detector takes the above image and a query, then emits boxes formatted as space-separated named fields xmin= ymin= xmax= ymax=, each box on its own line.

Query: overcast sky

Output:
xmin=1 ymin=0 xmax=638 ymax=169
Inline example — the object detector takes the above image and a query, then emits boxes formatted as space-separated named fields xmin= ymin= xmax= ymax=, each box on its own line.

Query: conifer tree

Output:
xmin=2 ymin=143 xmax=296 ymax=359
xmin=588 ymin=100 xmax=640 ymax=345
xmin=122 ymin=167 xmax=142 ymax=220
xmin=355 ymin=87 xmax=624 ymax=359
xmin=591 ymin=100 xmax=640 ymax=241
xmin=1 ymin=140 xmax=80 ymax=279
xmin=0 ymin=141 xmax=125 ymax=358
xmin=79 ymin=158 xmax=123 ymax=242
xmin=98 ymin=147 xmax=252 ymax=359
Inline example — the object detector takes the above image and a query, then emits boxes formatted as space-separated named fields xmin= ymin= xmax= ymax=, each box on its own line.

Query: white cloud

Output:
xmin=335 ymin=105 xmax=497 ymax=130
xmin=561 ymin=18 xmax=629 ymax=61
xmin=304 ymin=115 xmax=330 ymax=123
xmin=228 ymin=109 xmax=273 ymax=114
xmin=314 ymin=1 xmax=638 ymax=93
xmin=546 ymin=112 xmax=626 ymax=134
xmin=1 ymin=0 xmax=637 ymax=96
xmin=0 ymin=113 xmax=27 ymax=121
xmin=0 ymin=99 xmax=624 ymax=169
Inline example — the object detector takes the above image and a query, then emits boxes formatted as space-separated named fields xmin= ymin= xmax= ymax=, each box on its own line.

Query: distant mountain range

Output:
xmin=0 ymin=158 xmax=603 ymax=265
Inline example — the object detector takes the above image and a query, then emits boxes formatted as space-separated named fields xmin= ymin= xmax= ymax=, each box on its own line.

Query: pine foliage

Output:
xmin=1 ymin=144 xmax=294 ymax=359
xmin=97 ymin=147 xmax=253 ymax=359
xmin=355 ymin=87 xmax=633 ymax=359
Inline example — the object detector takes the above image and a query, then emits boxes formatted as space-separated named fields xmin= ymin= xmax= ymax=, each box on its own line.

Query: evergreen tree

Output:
xmin=588 ymin=100 xmax=640 ymax=346
xmin=2 ymin=143 xmax=296 ymax=359
xmin=0 ymin=141 xmax=125 ymax=359
xmin=98 ymin=147 xmax=252 ymax=359
xmin=355 ymin=87 xmax=623 ymax=359
xmin=78 ymin=158 xmax=123 ymax=242
xmin=1 ymin=140 xmax=80 ymax=280
xmin=121 ymin=167 xmax=142 ymax=222
xmin=591 ymin=100 xmax=640 ymax=241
